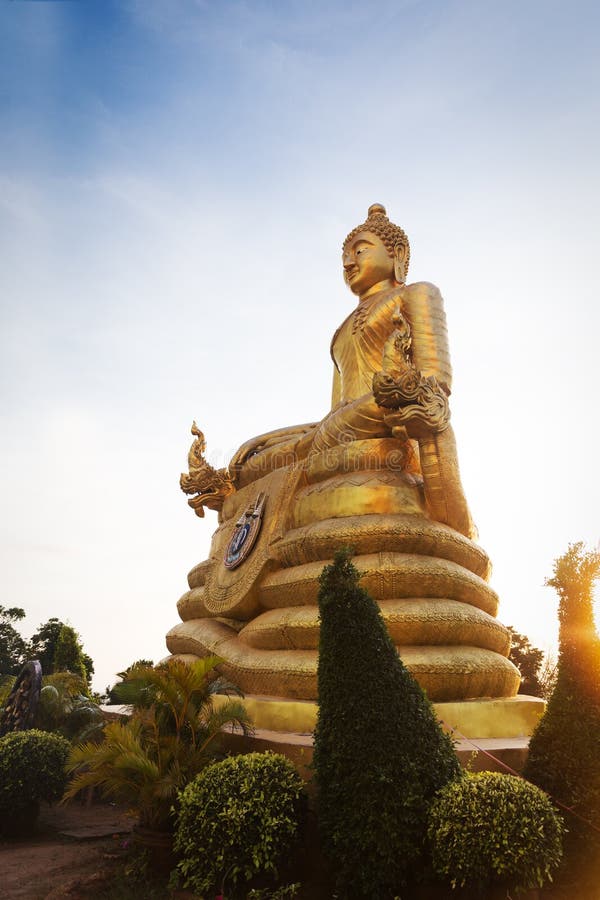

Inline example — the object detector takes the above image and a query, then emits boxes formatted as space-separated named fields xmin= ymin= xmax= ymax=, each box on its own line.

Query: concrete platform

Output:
xmin=221 ymin=725 xmax=530 ymax=778
xmin=216 ymin=692 xmax=541 ymax=777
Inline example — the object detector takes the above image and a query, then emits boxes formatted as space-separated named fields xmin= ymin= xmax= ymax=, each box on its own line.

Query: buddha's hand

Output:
xmin=230 ymin=436 xmax=271 ymax=472
xmin=373 ymin=368 xmax=450 ymax=439
xmin=229 ymin=423 xmax=319 ymax=475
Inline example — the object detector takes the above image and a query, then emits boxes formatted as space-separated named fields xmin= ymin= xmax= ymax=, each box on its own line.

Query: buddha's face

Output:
xmin=342 ymin=230 xmax=395 ymax=299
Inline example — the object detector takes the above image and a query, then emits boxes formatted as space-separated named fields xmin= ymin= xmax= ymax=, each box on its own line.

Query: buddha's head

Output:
xmin=342 ymin=203 xmax=410 ymax=299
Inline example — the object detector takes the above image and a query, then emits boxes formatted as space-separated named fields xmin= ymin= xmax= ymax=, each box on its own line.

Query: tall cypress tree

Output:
xmin=524 ymin=542 xmax=600 ymax=864
xmin=313 ymin=549 xmax=461 ymax=898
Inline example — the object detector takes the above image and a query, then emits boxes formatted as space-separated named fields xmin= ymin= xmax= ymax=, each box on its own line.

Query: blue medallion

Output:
xmin=224 ymin=492 xmax=266 ymax=570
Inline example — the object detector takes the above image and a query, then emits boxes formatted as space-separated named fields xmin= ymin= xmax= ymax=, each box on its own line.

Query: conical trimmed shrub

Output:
xmin=313 ymin=549 xmax=461 ymax=898
xmin=524 ymin=542 xmax=600 ymax=867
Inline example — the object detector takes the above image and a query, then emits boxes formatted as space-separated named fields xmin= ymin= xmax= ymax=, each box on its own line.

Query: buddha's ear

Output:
xmin=393 ymin=242 xmax=407 ymax=284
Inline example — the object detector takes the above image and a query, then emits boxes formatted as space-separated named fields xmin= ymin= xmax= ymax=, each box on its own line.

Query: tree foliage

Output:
xmin=28 ymin=617 xmax=64 ymax=675
xmin=313 ymin=549 xmax=461 ymax=898
xmin=524 ymin=542 xmax=600 ymax=866
xmin=53 ymin=624 xmax=89 ymax=687
xmin=0 ymin=606 xmax=27 ymax=675
xmin=28 ymin=618 xmax=93 ymax=685
xmin=0 ymin=613 xmax=95 ymax=690
xmin=507 ymin=626 xmax=544 ymax=696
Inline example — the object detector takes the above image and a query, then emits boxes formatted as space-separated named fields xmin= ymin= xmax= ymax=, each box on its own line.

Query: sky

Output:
xmin=1 ymin=0 xmax=599 ymax=693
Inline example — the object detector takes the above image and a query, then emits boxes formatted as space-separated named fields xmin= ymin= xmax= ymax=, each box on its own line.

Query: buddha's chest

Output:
xmin=332 ymin=291 xmax=403 ymax=400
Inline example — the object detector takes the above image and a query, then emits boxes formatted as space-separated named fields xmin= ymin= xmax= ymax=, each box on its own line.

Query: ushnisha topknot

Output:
xmin=343 ymin=203 xmax=411 ymax=282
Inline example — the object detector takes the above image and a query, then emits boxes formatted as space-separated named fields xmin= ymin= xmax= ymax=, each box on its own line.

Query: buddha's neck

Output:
xmin=358 ymin=278 xmax=399 ymax=302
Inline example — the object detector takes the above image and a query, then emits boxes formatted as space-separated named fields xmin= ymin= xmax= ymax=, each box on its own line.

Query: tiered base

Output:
xmin=213 ymin=692 xmax=544 ymax=740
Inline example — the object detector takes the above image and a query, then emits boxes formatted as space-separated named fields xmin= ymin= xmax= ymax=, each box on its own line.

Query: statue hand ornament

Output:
xmin=378 ymin=377 xmax=450 ymax=440
xmin=373 ymin=308 xmax=450 ymax=439
xmin=375 ymin=370 xmax=450 ymax=440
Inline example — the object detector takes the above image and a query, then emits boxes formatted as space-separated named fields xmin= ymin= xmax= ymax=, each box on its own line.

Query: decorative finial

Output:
xmin=367 ymin=203 xmax=387 ymax=218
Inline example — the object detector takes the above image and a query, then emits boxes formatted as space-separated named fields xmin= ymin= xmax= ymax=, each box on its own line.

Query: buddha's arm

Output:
xmin=229 ymin=422 xmax=318 ymax=479
xmin=404 ymin=283 xmax=475 ymax=538
xmin=417 ymin=427 xmax=475 ymax=539
xmin=372 ymin=283 xmax=475 ymax=539
xmin=378 ymin=394 xmax=475 ymax=539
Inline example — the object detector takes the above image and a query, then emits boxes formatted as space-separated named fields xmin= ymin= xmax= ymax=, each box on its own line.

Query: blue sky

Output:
xmin=2 ymin=0 xmax=599 ymax=691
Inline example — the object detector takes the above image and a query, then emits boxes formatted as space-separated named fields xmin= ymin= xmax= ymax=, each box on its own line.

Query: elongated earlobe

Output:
xmin=393 ymin=242 xmax=407 ymax=284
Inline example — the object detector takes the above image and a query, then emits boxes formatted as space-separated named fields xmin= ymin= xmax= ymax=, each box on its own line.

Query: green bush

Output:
xmin=313 ymin=549 xmax=461 ymax=898
xmin=0 ymin=729 xmax=71 ymax=835
xmin=428 ymin=772 xmax=564 ymax=894
xmin=174 ymin=751 xmax=305 ymax=897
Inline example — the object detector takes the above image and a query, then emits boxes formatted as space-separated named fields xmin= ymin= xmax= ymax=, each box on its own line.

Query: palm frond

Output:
xmin=63 ymin=656 xmax=252 ymax=829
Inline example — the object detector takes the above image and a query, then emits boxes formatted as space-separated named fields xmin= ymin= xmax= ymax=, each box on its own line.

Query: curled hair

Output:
xmin=343 ymin=203 xmax=410 ymax=280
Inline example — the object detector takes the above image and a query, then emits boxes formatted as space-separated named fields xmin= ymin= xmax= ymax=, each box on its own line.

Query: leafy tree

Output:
xmin=524 ymin=542 xmax=600 ymax=869
xmin=0 ymin=607 xmax=27 ymax=675
xmin=53 ymin=625 xmax=89 ymax=689
xmin=81 ymin=653 xmax=94 ymax=685
xmin=27 ymin=618 xmax=64 ymax=676
xmin=313 ymin=549 xmax=461 ymax=898
xmin=507 ymin=626 xmax=544 ymax=696
xmin=28 ymin=618 xmax=93 ymax=686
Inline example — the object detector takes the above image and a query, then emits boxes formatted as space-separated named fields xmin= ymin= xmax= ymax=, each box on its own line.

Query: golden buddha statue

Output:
xmin=167 ymin=204 xmax=521 ymax=713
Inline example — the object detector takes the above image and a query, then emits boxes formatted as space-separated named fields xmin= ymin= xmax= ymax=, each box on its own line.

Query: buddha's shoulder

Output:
xmin=367 ymin=282 xmax=445 ymax=319
xmin=404 ymin=281 xmax=443 ymax=301
xmin=373 ymin=281 xmax=443 ymax=305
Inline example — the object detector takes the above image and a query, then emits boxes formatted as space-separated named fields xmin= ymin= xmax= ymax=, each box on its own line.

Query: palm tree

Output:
xmin=63 ymin=656 xmax=252 ymax=831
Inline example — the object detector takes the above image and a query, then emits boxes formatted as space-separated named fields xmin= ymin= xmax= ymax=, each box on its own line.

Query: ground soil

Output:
xmin=1 ymin=802 xmax=598 ymax=899
xmin=0 ymin=801 xmax=135 ymax=899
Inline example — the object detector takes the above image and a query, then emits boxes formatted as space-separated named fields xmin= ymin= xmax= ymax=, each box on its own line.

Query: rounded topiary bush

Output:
xmin=428 ymin=772 xmax=565 ymax=895
xmin=0 ymin=729 xmax=71 ymax=835
xmin=174 ymin=751 xmax=305 ymax=897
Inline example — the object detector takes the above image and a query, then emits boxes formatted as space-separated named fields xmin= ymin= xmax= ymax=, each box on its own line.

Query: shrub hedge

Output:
xmin=174 ymin=751 xmax=305 ymax=897
xmin=428 ymin=772 xmax=565 ymax=894
xmin=0 ymin=729 xmax=71 ymax=835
